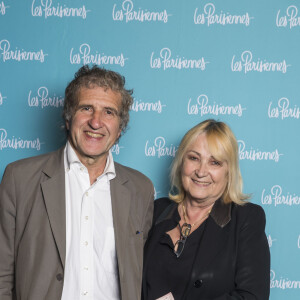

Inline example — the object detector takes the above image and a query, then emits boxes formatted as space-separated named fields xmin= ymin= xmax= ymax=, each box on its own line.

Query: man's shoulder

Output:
xmin=4 ymin=147 xmax=64 ymax=178
xmin=114 ymin=162 xmax=153 ymax=187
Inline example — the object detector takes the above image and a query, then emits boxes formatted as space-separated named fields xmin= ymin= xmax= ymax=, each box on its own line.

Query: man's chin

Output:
xmin=85 ymin=151 xmax=107 ymax=159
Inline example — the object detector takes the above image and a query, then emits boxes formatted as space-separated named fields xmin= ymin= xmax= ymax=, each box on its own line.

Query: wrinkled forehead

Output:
xmin=77 ymin=85 xmax=122 ymax=103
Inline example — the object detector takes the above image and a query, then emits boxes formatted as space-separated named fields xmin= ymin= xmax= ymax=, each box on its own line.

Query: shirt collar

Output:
xmin=210 ymin=198 xmax=232 ymax=228
xmin=64 ymin=141 xmax=116 ymax=180
xmin=155 ymin=198 xmax=232 ymax=228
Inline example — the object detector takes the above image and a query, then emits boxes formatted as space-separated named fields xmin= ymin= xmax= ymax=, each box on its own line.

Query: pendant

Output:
xmin=181 ymin=223 xmax=191 ymax=238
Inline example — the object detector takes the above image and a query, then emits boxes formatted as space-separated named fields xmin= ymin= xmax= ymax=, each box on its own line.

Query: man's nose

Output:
xmin=88 ymin=110 xmax=103 ymax=129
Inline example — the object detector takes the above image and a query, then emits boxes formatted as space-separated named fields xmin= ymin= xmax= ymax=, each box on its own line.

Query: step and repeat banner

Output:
xmin=0 ymin=1 xmax=300 ymax=299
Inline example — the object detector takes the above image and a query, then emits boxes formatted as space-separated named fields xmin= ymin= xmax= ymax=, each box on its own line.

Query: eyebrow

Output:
xmin=76 ymin=104 xmax=119 ymax=115
xmin=187 ymin=150 xmax=200 ymax=156
xmin=187 ymin=150 xmax=220 ymax=160
xmin=104 ymin=106 xmax=119 ymax=115
xmin=77 ymin=103 xmax=91 ymax=108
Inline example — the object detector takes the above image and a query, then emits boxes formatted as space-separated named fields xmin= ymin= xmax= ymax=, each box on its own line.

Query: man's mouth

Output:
xmin=86 ymin=132 xmax=104 ymax=138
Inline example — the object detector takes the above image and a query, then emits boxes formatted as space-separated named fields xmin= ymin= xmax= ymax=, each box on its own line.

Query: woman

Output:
xmin=142 ymin=119 xmax=270 ymax=300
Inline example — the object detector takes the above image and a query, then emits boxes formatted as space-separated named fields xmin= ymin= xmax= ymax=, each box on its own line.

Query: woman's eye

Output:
xmin=211 ymin=160 xmax=221 ymax=166
xmin=188 ymin=155 xmax=198 ymax=161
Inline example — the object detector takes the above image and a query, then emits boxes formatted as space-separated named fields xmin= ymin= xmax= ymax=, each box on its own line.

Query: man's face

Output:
xmin=66 ymin=86 xmax=122 ymax=164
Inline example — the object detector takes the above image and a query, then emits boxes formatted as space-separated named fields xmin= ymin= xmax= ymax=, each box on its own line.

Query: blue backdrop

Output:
xmin=1 ymin=1 xmax=300 ymax=298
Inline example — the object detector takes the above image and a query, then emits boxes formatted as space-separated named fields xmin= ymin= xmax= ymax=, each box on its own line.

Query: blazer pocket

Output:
xmin=129 ymin=231 xmax=144 ymax=271
xmin=129 ymin=230 xmax=144 ymax=246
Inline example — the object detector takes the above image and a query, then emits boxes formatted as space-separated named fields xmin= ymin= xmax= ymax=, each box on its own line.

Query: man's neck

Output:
xmin=81 ymin=156 xmax=107 ymax=185
xmin=67 ymin=142 xmax=109 ymax=185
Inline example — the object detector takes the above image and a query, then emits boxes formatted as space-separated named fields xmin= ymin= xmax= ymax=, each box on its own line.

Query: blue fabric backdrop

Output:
xmin=0 ymin=1 xmax=300 ymax=298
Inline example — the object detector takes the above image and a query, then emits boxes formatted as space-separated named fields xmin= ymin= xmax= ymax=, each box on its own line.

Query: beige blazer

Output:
xmin=0 ymin=147 xmax=154 ymax=300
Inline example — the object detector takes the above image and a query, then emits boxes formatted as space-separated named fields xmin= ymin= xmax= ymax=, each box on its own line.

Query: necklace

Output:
xmin=181 ymin=202 xmax=211 ymax=229
xmin=173 ymin=203 xmax=211 ymax=258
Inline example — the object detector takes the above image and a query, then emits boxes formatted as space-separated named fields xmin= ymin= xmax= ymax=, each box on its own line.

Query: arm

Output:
xmin=0 ymin=165 xmax=17 ymax=300
xmin=210 ymin=205 xmax=270 ymax=300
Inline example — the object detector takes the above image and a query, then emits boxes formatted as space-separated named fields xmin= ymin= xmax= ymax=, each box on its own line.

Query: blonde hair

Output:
xmin=169 ymin=119 xmax=249 ymax=205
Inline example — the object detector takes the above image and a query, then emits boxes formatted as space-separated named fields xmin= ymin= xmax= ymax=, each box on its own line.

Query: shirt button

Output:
xmin=84 ymin=241 xmax=88 ymax=246
xmin=80 ymin=167 xmax=84 ymax=171
xmin=85 ymin=192 xmax=89 ymax=196
xmin=85 ymin=216 xmax=89 ymax=220
xmin=194 ymin=279 xmax=203 ymax=288
xmin=82 ymin=291 xmax=88 ymax=296
xmin=84 ymin=266 xmax=89 ymax=270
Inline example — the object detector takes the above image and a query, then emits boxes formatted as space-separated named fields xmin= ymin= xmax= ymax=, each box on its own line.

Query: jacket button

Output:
xmin=56 ymin=273 xmax=63 ymax=281
xmin=194 ymin=279 xmax=203 ymax=288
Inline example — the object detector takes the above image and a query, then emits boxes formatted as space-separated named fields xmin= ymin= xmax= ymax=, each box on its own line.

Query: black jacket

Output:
xmin=142 ymin=197 xmax=270 ymax=300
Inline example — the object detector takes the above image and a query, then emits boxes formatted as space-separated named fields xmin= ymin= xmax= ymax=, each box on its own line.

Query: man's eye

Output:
xmin=105 ymin=109 xmax=115 ymax=116
xmin=81 ymin=107 xmax=91 ymax=111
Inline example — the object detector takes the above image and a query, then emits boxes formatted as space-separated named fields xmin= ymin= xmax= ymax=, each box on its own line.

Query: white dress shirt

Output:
xmin=61 ymin=142 xmax=120 ymax=300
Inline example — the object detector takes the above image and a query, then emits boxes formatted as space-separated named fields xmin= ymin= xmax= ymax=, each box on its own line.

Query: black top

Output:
xmin=144 ymin=204 xmax=206 ymax=300
xmin=143 ymin=198 xmax=270 ymax=300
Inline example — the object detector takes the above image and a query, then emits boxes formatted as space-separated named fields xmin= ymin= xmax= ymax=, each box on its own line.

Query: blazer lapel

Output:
xmin=110 ymin=165 xmax=131 ymax=279
xmin=41 ymin=148 xmax=66 ymax=268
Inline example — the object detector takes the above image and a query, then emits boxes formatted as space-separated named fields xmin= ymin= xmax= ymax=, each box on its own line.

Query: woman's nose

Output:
xmin=195 ymin=162 xmax=208 ymax=177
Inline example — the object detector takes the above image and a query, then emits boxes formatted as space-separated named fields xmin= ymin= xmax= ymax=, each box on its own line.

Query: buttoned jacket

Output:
xmin=142 ymin=197 xmax=270 ymax=300
xmin=0 ymin=147 xmax=154 ymax=300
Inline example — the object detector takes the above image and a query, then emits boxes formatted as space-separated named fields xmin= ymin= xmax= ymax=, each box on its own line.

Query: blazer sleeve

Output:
xmin=207 ymin=204 xmax=270 ymax=300
xmin=0 ymin=165 xmax=16 ymax=300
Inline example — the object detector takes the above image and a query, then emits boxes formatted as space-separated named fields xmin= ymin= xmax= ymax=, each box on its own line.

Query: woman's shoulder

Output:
xmin=153 ymin=197 xmax=175 ymax=224
xmin=235 ymin=201 xmax=265 ymax=214
xmin=154 ymin=197 xmax=173 ymax=207
xmin=233 ymin=201 xmax=266 ymax=227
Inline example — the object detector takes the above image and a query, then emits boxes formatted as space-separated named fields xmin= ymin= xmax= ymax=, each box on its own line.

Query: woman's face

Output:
xmin=181 ymin=133 xmax=228 ymax=207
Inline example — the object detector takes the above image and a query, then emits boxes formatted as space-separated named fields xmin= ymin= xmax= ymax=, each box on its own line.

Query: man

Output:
xmin=0 ymin=65 xmax=154 ymax=300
